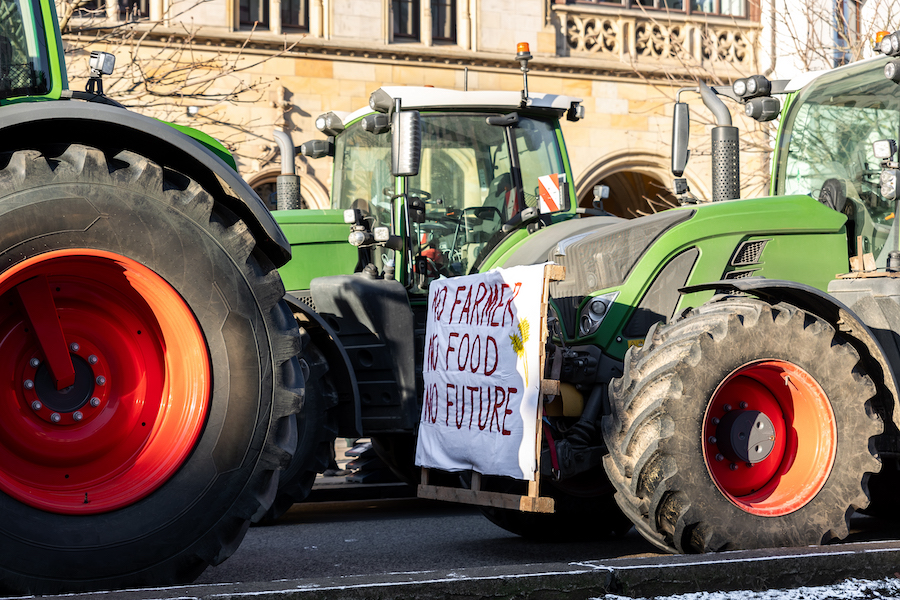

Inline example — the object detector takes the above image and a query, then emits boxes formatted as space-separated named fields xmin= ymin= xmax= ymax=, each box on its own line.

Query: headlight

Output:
xmin=348 ymin=229 xmax=371 ymax=247
xmin=873 ymin=139 xmax=897 ymax=160
xmin=886 ymin=60 xmax=900 ymax=83
xmin=578 ymin=292 xmax=619 ymax=337
xmin=373 ymin=227 xmax=390 ymax=242
xmin=732 ymin=78 xmax=747 ymax=98
xmin=881 ymin=169 xmax=899 ymax=201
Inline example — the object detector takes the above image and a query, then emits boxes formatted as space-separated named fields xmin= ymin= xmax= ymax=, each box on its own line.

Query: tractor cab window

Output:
xmin=407 ymin=113 xmax=513 ymax=278
xmin=775 ymin=58 xmax=900 ymax=264
xmin=408 ymin=113 xmax=564 ymax=279
xmin=332 ymin=121 xmax=393 ymax=226
xmin=0 ymin=0 xmax=51 ymax=99
xmin=516 ymin=118 xmax=566 ymax=211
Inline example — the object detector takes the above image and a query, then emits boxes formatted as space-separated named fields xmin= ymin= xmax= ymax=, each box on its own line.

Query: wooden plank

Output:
xmin=541 ymin=379 xmax=560 ymax=396
xmin=418 ymin=484 xmax=555 ymax=513
xmin=545 ymin=264 xmax=566 ymax=282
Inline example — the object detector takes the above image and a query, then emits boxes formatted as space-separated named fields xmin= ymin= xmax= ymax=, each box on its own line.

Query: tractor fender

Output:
xmin=682 ymin=278 xmax=900 ymax=432
xmin=0 ymin=100 xmax=290 ymax=266
xmin=284 ymin=293 xmax=362 ymax=437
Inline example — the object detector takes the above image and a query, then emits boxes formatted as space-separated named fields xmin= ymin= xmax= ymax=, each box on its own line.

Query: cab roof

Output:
xmin=343 ymin=86 xmax=583 ymax=124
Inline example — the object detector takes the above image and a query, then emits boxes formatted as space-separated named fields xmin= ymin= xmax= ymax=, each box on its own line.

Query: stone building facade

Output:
xmin=66 ymin=0 xmax=769 ymax=216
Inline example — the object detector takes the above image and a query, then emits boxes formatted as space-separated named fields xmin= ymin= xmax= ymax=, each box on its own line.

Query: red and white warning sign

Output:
xmin=537 ymin=173 xmax=564 ymax=213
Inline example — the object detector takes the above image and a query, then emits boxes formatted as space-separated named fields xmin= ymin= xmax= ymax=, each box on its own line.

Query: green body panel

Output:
xmin=274 ymin=209 xmax=359 ymax=291
xmin=165 ymin=122 xmax=236 ymax=170
xmin=553 ymin=195 xmax=847 ymax=360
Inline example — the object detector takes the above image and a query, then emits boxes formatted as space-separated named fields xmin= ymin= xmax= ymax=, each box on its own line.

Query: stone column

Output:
xmin=270 ymin=0 xmax=282 ymax=33
xmin=458 ymin=0 xmax=470 ymax=49
xmin=150 ymin=0 xmax=163 ymax=22
xmin=421 ymin=0 xmax=432 ymax=45
xmin=310 ymin=0 xmax=323 ymax=36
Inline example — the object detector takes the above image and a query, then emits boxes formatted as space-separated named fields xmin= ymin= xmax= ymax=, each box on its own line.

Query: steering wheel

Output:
xmin=408 ymin=187 xmax=432 ymax=201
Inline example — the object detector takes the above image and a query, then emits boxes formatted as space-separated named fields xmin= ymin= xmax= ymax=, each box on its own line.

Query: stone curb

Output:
xmin=6 ymin=539 xmax=900 ymax=600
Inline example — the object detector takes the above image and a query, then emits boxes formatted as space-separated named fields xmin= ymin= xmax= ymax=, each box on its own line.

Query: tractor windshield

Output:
xmin=333 ymin=112 xmax=566 ymax=278
xmin=408 ymin=113 xmax=564 ymax=277
xmin=774 ymin=57 xmax=900 ymax=261
xmin=0 ymin=0 xmax=51 ymax=99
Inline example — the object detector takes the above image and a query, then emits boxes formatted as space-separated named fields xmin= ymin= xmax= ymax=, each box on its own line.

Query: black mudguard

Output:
xmin=285 ymin=294 xmax=363 ymax=437
xmin=310 ymin=274 xmax=418 ymax=435
xmin=0 ymin=101 xmax=290 ymax=266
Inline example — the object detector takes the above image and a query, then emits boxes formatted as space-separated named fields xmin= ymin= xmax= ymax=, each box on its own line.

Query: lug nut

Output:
xmin=31 ymin=400 xmax=42 ymax=411
xmin=88 ymin=355 xmax=98 ymax=365
xmin=90 ymin=397 xmax=100 ymax=407
xmin=715 ymin=454 xmax=724 ymax=462
xmin=24 ymin=379 xmax=34 ymax=390
xmin=50 ymin=413 xmax=61 ymax=423
xmin=723 ymin=404 xmax=732 ymax=412
xmin=69 ymin=342 xmax=80 ymax=353
xmin=29 ymin=358 xmax=40 ymax=368
xmin=740 ymin=402 xmax=748 ymax=409
xmin=73 ymin=411 xmax=83 ymax=422
xmin=96 ymin=376 xmax=106 ymax=386
xmin=711 ymin=417 xmax=720 ymax=425
xmin=708 ymin=436 xmax=717 ymax=444
xmin=729 ymin=463 xmax=738 ymax=471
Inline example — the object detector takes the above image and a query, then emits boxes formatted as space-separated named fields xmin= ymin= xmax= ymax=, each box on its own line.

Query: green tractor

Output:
xmin=0 ymin=0 xmax=331 ymax=593
xmin=603 ymin=36 xmax=900 ymax=552
xmin=269 ymin=45 xmax=865 ymax=541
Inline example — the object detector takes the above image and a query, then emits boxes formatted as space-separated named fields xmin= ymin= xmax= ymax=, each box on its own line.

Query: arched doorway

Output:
xmin=586 ymin=171 xmax=677 ymax=218
xmin=576 ymin=151 xmax=697 ymax=219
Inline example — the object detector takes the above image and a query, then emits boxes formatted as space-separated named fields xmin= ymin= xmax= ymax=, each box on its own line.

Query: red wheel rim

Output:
xmin=703 ymin=360 xmax=836 ymax=517
xmin=0 ymin=249 xmax=210 ymax=514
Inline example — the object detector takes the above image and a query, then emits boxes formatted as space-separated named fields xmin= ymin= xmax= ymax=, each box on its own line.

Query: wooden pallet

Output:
xmin=417 ymin=264 xmax=565 ymax=514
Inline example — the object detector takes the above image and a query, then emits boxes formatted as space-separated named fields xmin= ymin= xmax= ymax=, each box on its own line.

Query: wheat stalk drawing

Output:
xmin=509 ymin=318 xmax=531 ymax=386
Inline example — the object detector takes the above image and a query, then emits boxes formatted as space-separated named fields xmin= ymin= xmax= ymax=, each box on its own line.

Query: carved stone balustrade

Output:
xmin=553 ymin=3 xmax=761 ymax=78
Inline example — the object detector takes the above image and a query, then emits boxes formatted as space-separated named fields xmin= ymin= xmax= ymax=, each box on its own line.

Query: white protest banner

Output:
xmin=414 ymin=263 xmax=548 ymax=480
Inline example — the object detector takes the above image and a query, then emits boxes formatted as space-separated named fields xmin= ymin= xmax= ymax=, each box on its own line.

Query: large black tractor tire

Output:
xmin=602 ymin=298 xmax=882 ymax=553
xmin=479 ymin=465 xmax=633 ymax=542
xmin=0 ymin=145 xmax=309 ymax=594
xmin=262 ymin=320 xmax=339 ymax=521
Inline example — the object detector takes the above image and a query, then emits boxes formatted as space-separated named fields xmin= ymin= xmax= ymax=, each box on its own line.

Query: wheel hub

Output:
xmin=715 ymin=409 xmax=776 ymax=464
xmin=0 ymin=249 xmax=210 ymax=514
xmin=703 ymin=360 xmax=836 ymax=517
xmin=33 ymin=354 xmax=95 ymax=414
xmin=22 ymin=337 xmax=110 ymax=426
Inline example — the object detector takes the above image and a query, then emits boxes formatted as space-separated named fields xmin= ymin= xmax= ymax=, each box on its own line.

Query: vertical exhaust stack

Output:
xmin=698 ymin=81 xmax=740 ymax=202
xmin=274 ymin=130 xmax=302 ymax=210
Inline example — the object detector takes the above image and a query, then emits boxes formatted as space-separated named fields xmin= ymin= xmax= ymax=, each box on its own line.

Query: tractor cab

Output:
xmin=316 ymin=85 xmax=582 ymax=293
xmin=771 ymin=54 xmax=900 ymax=266
xmin=0 ymin=0 xmax=59 ymax=101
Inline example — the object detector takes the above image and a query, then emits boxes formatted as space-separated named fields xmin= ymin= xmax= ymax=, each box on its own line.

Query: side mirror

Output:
xmin=392 ymin=110 xmax=421 ymax=177
xmin=672 ymin=102 xmax=690 ymax=177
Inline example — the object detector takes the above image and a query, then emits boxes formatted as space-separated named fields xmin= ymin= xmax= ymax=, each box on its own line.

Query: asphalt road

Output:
xmin=194 ymin=494 xmax=661 ymax=585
